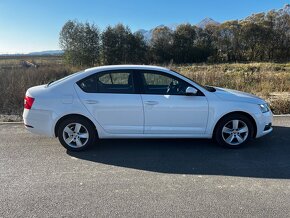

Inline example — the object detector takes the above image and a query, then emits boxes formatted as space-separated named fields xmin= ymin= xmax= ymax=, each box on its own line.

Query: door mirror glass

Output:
xmin=185 ymin=87 xmax=198 ymax=95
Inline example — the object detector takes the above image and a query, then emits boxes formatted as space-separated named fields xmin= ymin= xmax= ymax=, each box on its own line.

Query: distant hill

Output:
xmin=0 ymin=50 xmax=63 ymax=56
xmin=136 ymin=18 xmax=220 ymax=41
xmin=28 ymin=50 xmax=63 ymax=56
xmin=279 ymin=4 xmax=290 ymax=14
xmin=196 ymin=17 xmax=220 ymax=29
xmin=136 ymin=4 xmax=290 ymax=41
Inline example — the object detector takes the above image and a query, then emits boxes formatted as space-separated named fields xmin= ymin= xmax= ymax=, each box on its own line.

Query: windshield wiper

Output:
xmin=205 ymin=86 xmax=216 ymax=92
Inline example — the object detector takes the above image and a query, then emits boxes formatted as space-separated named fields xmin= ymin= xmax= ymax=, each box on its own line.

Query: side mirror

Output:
xmin=185 ymin=87 xmax=198 ymax=95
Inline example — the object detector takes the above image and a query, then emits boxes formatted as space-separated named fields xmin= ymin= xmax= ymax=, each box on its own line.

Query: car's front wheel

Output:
xmin=57 ymin=117 xmax=96 ymax=151
xmin=214 ymin=114 xmax=254 ymax=148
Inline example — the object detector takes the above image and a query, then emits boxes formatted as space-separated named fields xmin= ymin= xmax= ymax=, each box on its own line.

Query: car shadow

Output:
xmin=67 ymin=126 xmax=290 ymax=179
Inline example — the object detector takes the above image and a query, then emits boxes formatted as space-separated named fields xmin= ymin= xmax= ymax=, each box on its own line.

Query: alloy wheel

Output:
xmin=221 ymin=119 xmax=249 ymax=146
xmin=62 ymin=123 xmax=89 ymax=148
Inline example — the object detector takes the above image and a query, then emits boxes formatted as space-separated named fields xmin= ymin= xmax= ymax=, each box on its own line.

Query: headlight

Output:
xmin=259 ymin=103 xmax=270 ymax=113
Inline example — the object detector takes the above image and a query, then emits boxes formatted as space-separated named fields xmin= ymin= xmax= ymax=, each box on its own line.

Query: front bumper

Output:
xmin=255 ymin=111 xmax=273 ymax=138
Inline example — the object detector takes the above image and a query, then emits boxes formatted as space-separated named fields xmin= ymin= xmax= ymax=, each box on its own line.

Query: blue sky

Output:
xmin=0 ymin=0 xmax=288 ymax=53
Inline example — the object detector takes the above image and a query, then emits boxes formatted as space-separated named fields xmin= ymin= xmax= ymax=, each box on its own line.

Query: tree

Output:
xmin=269 ymin=11 xmax=290 ymax=61
xmin=59 ymin=5 xmax=290 ymax=66
xmin=214 ymin=21 xmax=243 ymax=62
xmin=172 ymin=24 xmax=197 ymax=63
xmin=59 ymin=20 xmax=100 ymax=66
xmin=195 ymin=25 xmax=218 ymax=62
xmin=241 ymin=19 xmax=268 ymax=61
xmin=150 ymin=26 xmax=173 ymax=63
xmin=101 ymin=26 xmax=119 ymax=64
xmin=101 ymin=24 xmax=148 ymax=64
xmin=129 ymin=32 xmax=148 ymax=64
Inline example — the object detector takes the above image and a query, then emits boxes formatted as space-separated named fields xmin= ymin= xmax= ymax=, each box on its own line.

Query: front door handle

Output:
xmin=144 ymin=101 xmax=158 ymax=105
xmin=84 ymin=100 xmax=98 ymax=104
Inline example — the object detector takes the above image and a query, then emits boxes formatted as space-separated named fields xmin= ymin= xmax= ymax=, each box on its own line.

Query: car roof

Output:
xmin=84 ymin=65 xmax=170 ymax=73
xmin=52 ymin=64 xmax=209 ymax=94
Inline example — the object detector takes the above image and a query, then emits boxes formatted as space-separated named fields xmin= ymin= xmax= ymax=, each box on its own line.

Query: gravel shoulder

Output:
xmin=0 ymin=114 xmax=22 ymax=122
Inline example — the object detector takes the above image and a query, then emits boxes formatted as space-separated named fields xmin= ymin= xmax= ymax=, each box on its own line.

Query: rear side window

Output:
xmin=77 ymin=71 xmax=134 ymax=94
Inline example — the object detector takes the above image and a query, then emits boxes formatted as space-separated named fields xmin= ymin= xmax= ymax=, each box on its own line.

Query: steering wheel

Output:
xmin=166 ymin=81 xmax=180 ymax=94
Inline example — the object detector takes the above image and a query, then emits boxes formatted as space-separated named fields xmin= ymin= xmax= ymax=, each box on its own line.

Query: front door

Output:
xmin=139 ymin=70 xmax=208 ymax=134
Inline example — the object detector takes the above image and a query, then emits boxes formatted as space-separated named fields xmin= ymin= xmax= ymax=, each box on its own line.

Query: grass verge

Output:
xmin=0 ymin=62 xmax=289 ymax=115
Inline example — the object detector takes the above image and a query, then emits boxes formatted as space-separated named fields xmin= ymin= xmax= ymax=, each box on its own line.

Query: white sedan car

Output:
xmin=23 ymin=65 xmax=273 ymax=151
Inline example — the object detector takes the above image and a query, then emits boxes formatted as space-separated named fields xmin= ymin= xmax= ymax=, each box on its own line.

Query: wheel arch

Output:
xmin=54 ymin=114 xmax=98 ymax=138
xmin=213 ymin=111 xmax=257 ymax=138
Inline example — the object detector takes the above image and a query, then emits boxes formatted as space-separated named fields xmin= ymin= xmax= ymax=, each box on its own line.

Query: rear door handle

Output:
xmin=144 ymin=101 xmax=158 ymax=105
xmin=84 ymin=100 xmax=98 ymax=104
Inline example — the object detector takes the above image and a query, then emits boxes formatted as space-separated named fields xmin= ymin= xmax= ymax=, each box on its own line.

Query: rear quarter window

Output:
xmin=47 ymin=71 xmax=83 ymax=87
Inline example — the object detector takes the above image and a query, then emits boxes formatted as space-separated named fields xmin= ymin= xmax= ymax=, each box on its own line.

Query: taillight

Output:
xmin=24 ymin=96 xmax=35 ymax=109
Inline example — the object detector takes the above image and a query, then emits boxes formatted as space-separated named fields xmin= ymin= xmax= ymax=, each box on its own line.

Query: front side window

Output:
xmin=77 ymin=71 xmax=134 ymax=94
xmin=141 ymin=71 xmax=190 ymax=95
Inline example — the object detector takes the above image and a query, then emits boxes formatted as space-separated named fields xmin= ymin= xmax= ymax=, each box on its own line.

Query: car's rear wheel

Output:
xmin=57 ymin=117 xmax=96 ymax=151
xmin=214 ymin=114 xmax=254 ymax=148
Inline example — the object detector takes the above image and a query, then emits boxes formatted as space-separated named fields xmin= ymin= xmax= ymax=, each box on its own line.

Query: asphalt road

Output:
xmin=0 ymin=117 xmax=290 ymax=217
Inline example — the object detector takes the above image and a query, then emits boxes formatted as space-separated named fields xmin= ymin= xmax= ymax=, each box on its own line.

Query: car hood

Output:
xmin=214 ymin=87 xmax=265 ymax=104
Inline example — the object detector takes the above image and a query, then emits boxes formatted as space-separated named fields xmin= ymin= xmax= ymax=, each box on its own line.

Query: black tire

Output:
xmin=57 ymin=117 xmax=96 ymax=151
xmin=214 ymin=114 xmax=254 ymax=148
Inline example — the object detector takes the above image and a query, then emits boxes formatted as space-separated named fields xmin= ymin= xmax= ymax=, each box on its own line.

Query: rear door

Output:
xmin=75 ymin=70 xmax=144 ymax=134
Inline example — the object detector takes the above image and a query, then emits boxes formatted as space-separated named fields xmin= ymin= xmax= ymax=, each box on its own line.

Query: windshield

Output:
xmin=170 ymin=69 xmax=216 ymax=92
xmin=47 ymin=71 xmax=83 ymax=87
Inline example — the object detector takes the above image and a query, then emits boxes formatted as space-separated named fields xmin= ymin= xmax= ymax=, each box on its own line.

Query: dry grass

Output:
xmin=0 ymin=65 xmax=71 ymax=114
xmin=270 ymin=99 xmax=290 ymax=114
xmin=172 ymin=63 xmax=290 ymax=93
xmin=171 ymin=63 xmax=290 ymax=114
xmin=0 ymin=60 xmax=289 ymax=115
xmin=0 ymin=55 xmax=63 ymax=65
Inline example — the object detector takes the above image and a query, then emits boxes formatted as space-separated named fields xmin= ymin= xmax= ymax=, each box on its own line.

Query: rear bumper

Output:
xmin=255 ymin=111 xmax=273 ymax=138
xmin=23 ymin=109 xmax=55 ymax=137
